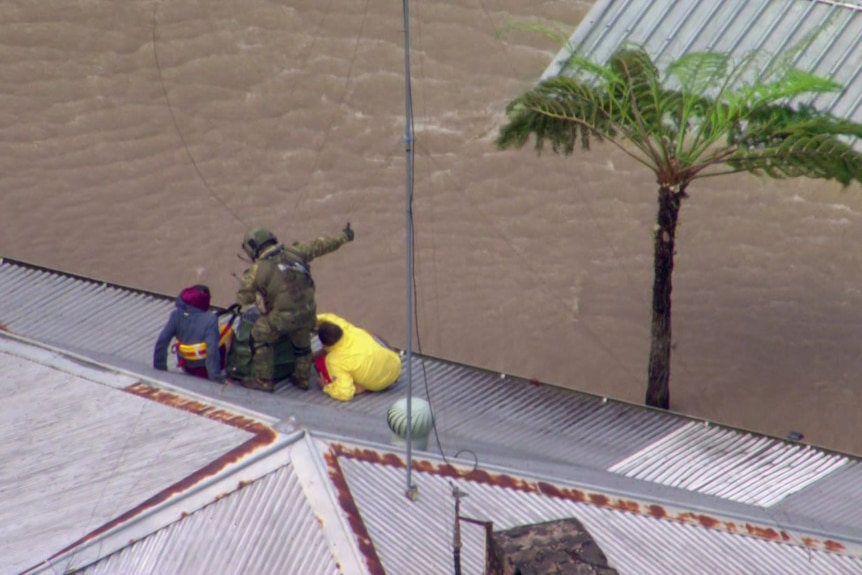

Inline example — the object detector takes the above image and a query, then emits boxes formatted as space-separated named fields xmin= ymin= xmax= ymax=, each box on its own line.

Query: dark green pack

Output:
xmin=225 ymin=307 xmax=296 ymax=383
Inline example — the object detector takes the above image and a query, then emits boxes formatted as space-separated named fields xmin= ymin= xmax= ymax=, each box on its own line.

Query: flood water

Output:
xmin=3 ymin=0 xmax=862 ymax=454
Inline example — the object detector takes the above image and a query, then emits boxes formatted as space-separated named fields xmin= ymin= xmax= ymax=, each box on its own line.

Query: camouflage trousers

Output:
xmin=251 ymin=314 xmax=313 ymax=388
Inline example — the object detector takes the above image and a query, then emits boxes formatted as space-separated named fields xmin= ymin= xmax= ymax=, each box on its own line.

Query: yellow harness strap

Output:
xmin=176 ymin=324 xmax=234 ymax=362
xmin=178 ymin=341 xmax=207 ymax=361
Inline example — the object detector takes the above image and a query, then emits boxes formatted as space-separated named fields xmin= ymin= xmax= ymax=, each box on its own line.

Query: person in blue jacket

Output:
xmin=153 ymin=284 xmax=224 ymax=382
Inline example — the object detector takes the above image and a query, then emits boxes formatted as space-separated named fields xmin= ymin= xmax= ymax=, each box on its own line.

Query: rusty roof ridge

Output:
xmin=21 ymin=429 xmax=309 ymax=575
xmin=311 ymin=431 xmax=862 ymax=556
xmin=292 ymin=433 xmax=374 ymax=575
xmin=0 ymin=329 xmax=283 ymax=429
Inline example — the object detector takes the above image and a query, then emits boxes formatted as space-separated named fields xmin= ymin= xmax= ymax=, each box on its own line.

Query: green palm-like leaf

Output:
xmin=667 ymin=52 xmax=731 ymax=95
xmin=497 ymin=44 xmax=862 ymax=189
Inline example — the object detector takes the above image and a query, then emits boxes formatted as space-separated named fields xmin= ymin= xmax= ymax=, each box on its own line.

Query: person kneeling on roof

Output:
xmin=153 ymin=284 xmax=228 ymax=382
xmin=314 ymin=313 xmax=402 ymax=401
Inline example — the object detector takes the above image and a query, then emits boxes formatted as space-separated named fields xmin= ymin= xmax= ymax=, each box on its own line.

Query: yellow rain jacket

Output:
xmin=316 ymin=313 xmax=401 ymax=401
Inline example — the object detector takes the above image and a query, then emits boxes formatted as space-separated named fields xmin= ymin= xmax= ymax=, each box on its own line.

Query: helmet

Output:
xmin=242 ymin=227 xmax=278 ymax=260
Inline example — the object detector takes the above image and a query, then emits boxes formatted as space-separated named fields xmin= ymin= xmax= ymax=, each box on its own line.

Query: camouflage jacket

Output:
xmin=236 ymin=231 xmax=350 ymax=317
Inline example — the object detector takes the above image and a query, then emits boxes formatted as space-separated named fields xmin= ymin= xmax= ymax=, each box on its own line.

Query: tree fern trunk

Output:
xmin=645 ymin=184 xmax=684 ymax=409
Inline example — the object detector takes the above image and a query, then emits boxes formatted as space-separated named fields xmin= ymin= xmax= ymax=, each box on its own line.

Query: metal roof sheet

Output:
xmin=545 ymin=0 xmax=862 ymax=126
xmin=0 ymin=340 xmax=253 ymax=575
xmin=0 ymin=257 xmax=690 ymax=473
xmin=75 ymin=438 xmax=356 ymax=575
xmin=778 ymin=461 xmax=862 ymax=531
xmin=609 ymin=421 xmax=849 ymax=506
xmin=0 ymin=260 xmax=171 ymax=365
xmin=5 ymin=257 xmax=862 ymax=559
xmin=330 ymin=443 xmax=862 ymax=575
xmin=2 ymin=335 xmax=367 ymax=575
xmin=4 ymin=323 xmax=862 ymax=574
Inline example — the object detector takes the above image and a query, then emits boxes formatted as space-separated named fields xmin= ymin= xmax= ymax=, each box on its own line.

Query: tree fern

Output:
xmin=497 ymin=43 xmax=862 ymax=409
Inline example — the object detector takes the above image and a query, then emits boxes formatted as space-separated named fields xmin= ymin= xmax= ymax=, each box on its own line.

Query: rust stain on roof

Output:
xmin=27 ymin=382 xmax=278 ymax=569
xmin=44 ymin=432 xmax=274 ymax=565
xmin=647 ymin=505 xmax=667 ymax=519
xmin=329 ymin=442 xmax=854 ymax=557
xmin=125 ymin=382 xmax=274 ymax=436
xmin=745 ymin=523 xmax=780 ymax=539
xmin=324 ymin=449 xmax=387 ymax=575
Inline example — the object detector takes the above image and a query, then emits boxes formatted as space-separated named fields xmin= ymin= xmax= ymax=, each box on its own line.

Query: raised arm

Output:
xmin=292 ymin=223 xmax=354 ymax=262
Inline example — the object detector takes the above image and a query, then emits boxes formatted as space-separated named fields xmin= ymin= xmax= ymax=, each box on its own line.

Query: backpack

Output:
xmin=225 ymin=306 xmax=296 ymax=383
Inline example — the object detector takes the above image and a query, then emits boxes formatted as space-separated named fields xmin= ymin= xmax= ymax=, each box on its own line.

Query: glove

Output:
xmin=343 ymin=222 xmax=354 ymax=242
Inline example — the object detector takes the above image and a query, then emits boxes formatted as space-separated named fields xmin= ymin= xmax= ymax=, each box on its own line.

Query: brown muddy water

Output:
xmin=3 ymin=0 xmax=862 ymax=454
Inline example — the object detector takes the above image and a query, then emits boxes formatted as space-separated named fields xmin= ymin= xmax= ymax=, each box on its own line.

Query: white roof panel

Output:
xmin=0 ymin=341 xmax=253 ymax=575
xmin=609 ymin=421 xmax=849 ymax=506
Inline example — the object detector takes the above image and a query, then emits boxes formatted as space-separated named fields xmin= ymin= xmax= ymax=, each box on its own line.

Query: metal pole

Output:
xmin=451 ymin=484 xmax=467 ymax=575
xmin=402 ymin=0 xmax=416 ymax=500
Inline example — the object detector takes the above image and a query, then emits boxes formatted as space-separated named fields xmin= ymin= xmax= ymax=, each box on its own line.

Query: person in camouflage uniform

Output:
xmin=236 ymin=223 xmax=354 ymax=391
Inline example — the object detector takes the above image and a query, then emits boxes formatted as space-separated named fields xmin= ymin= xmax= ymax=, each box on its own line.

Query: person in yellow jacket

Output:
xmin=314 ymin=313 xmax=402 ymax=401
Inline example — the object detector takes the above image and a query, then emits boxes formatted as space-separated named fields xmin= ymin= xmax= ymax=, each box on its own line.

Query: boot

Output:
xmin=289 ymin=375 xmax=310 ymax=391
xmin=290 ymin=352 xmax=313 ymax=390
xmin=241 ymin=377 xmax=275 ymax=393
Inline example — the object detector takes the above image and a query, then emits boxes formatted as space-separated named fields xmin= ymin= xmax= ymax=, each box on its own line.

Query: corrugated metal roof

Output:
xmin=396 ymin=356 xmax=687 ymax=470
xmin=0 ymin=259 xmax=171 ymax=365
xmin=0 ymin=257 xmax=690 ymax=472
xmin=0 ymin=341 xmax=253 ymax=575
xmin=5 ymin=322 xmax=862 ymax=574
xmin=2 ymin=334 xmax=368 ymax=575
xmin=545 ymin=0 xmax=862 ymax=126
xmin=776 ymin=461 xmax=862 ymax=531
xmin=77 ymin=451 xmax=345 ymax=575
xmin=331 ymin=443 xmax=862 ymax=575
xmin=5 ymin=258 xmax=862 ymax=560
xmin=609 ymin=421 xmax=849 ymax=506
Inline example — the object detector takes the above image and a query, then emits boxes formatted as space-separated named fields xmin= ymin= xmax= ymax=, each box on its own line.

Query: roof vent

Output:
xmin=387 ymin=397 xmax=434 ymax=450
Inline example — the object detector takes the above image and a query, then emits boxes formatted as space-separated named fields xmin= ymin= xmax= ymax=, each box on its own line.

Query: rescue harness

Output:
xmin=172 ymin=305 xmax=240 ymax=366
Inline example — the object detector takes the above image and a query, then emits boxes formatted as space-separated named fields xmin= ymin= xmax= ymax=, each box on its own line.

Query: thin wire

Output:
xmin=398 ymin=0 xmax=476 ymax=477
xmin=412 ymin=0 xmax=444 ymax=352
xmin=403 ymin=0 xmax=416 ymax=496
xmin=65 ymin=400 xmax=149 ymax=572
xmin=414 ymin=142 xmax=645 ymax=385
xmin=292 ymin=0 xmax=369 ymax=216
xmin=151 ymin=1 xmax=246 ymax=226
xmin=404 ymin=0 xmax=636 ymax=469
xmin=410 ymin=162 xmax=479 ymax=473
